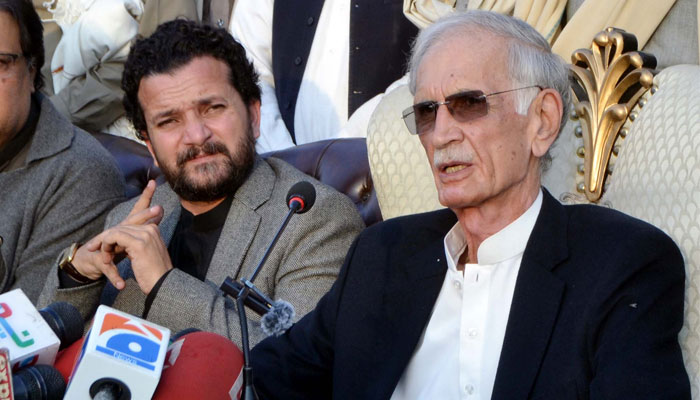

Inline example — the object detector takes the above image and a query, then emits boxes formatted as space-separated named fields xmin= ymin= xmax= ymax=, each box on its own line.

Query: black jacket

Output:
xmin=252 ymin=190 xmax=690 ymax=399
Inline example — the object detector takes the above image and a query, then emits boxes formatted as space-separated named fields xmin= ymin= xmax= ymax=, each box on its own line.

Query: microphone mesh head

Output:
xmin=15 ymin=365 xmax=66 ymax=400
xmin=40 ymin=302 xmax=84 ymax=349
xmin=261 ymin=300 xmax=295 ymax=337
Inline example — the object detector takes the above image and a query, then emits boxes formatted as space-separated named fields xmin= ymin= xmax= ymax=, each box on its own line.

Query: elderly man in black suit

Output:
xmin=250 ymin=10 xmax=690 ymax=400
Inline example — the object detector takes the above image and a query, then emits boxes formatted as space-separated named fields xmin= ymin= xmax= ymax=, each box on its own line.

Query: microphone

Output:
xmin=0 ymin=290 xmax=63 ymax=370
xmin=12 ymin=365 xmax=66 ymax=400
xmin=169 ymin=328 xmax=200 ymax=342
xmin=39 ymin=302 xmax=83 ymax=351
xmin=249 ymin=181 xmax=317 ymax=284
xmin=63 ymin=305 xmax=170 ymax=399
xmin=1 ymin=348 xmax=66 ymax=400
xmin=53 ymin=338 xmax=83 ymax=383
xmin=220 ymin=281 xmax=295 ymax=336
xmin=54 ymin=325 xmax=186 ymax=384
xmin=220 ymin=280 xmax=271 ymax=316
xmin=220 ymin=181 xmax=317 ymax=400
xmin=220 ymin=181 xmax=318 ymax=314
xmin=153 ymin=331 xmax=244 ymax=399
xmin=286 ymin=181 xmax=316 ymax=214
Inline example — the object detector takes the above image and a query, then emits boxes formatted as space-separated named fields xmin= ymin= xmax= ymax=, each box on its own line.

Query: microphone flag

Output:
xmin=64 ymin=305 xmax=170 ymax=399
xmin=0 ymin=290 xmax=60 ymax=371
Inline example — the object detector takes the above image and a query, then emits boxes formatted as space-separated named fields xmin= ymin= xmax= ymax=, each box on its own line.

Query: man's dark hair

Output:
xmin=0 ymin=0 xmax=45 ymax=90
xmin=122 ymin=19 xmax=261 ymax=140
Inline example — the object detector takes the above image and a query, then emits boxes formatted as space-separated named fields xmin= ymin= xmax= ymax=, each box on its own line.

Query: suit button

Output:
xmin=0 ymin=235 xmax=3 ymax=246
xmin=294 ymin=56 xmax=302 ymax=66
xmin=307 ymin=17 xmax=314 ymax=25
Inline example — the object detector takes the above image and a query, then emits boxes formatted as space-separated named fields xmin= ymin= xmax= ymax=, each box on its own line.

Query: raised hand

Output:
xmin=95 ymin=180 xmax=164 ymax=265
xmin=71 ymin=180 xmax=169 ymax=292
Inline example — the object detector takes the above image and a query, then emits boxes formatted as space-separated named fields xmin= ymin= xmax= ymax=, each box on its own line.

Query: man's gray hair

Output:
xmin=408 ymin=10 xmax=571 ymax=137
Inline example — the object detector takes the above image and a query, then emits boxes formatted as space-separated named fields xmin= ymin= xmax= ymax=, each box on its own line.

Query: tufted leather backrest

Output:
xmin=93 ymin=132 xmax=163 ymax=199
xmin=95 ymin=133 xmax=382 ymax=227
xmin=264 ymin=138 xmax=382 ymax=227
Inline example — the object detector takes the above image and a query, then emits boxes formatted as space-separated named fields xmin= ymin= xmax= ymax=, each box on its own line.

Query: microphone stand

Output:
xmin=248 ymin=201 xmax=300 ymax=283
xmin=236 ymin=295 xmax=257 ymax=400
xmin=221 ymin=202 xmax=301 ymax=400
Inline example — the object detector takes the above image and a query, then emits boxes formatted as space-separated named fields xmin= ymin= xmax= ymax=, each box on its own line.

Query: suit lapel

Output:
xmin=26 ymin=95 xmax=73 ymax=164
xmin=374 ymin=210 xmax=456 ymax=397
xmin=206 ymin=158 xmax=274 ymax=285
xmin=491 ymin=190 xmax=569 ymax=400
xmin=206 ymin=203 xmax=261 ymax=284
xmin=158 ymin=189 xmax=182 ymax=246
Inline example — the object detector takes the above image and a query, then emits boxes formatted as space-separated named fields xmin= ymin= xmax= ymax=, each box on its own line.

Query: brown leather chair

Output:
xmin=265 ymin=138 xmax=382 ymax=227
xmin=93 ymin=132 xmax=163 ymax=199
xmin=95 ymin=134 xmax=382 ymax=226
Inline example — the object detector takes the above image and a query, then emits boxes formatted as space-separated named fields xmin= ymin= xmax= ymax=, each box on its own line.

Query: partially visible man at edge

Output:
xmin=38 ymin=19 xmax=365 ymax=346
xmin=0 ymin=0 xmax=124 ymax=302
xmin=250 ymin=10 xmax=690 ymax=400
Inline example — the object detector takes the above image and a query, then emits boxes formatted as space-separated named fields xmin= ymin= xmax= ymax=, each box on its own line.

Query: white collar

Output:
xmin=444 ymin=189 xmax=543 ymax=268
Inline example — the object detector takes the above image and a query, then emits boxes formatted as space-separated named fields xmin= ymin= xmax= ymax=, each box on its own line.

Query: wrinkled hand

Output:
xmin=72 ymin=180 xmax=171 ymax=294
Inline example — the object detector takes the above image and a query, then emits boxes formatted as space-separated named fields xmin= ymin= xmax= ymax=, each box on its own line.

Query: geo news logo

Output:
xmin=0 ymin=303 xmax=34 ymax=348
xmin=95 ymin=313 xmax=165 ymax=371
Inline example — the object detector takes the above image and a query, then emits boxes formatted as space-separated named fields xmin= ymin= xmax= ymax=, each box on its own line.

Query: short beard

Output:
xmin=159 ymin=127 xmax=256 ymax=203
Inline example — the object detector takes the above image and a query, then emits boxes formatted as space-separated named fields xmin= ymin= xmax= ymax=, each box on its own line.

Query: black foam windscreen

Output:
xmin=286 ymin=181 xmax=316 ymax=213
xmin=40 ymin=302 xmax=84 ymax=350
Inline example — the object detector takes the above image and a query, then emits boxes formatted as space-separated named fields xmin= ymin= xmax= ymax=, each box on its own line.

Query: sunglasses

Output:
xmin=401 ymin=85 xmax=542 ymax=135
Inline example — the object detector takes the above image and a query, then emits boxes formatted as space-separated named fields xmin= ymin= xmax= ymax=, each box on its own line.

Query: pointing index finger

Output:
xmin=128 ymin=180 xmax=156 ymax=218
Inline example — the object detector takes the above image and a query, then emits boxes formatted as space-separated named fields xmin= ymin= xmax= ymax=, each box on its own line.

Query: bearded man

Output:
xmin=38 ymin=19 xmax=364 ymax=346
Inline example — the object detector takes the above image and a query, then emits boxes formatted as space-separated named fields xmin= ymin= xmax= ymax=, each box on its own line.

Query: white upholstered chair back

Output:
xmin=366 ymin=84 xmax=443 ymax=220
xmin=597 ymin=65 xmax=700 ymax=396
xmin=549 ymin=63 xmax=700 ymax=396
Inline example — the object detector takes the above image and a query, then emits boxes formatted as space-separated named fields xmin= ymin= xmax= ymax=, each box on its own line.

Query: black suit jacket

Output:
xmin=252 ymin=190 xmax=690 ymax=399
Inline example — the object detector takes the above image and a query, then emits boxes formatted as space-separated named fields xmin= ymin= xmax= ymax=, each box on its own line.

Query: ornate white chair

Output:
xmin=366 ymin=28 xmax=700 ymax=396
xmin=561 ymin=29 xmax=700 ymax=396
